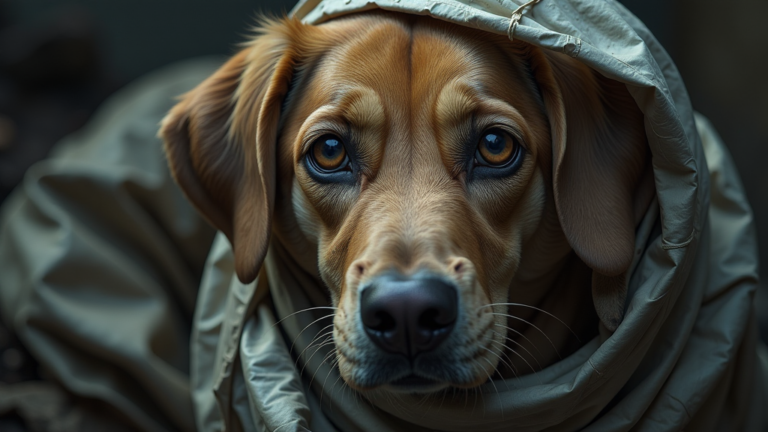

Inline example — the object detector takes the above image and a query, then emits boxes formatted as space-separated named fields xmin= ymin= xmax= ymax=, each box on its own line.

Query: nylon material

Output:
xmin=625 ymin=199 xmax=660 ymax=294
xmin=193 ymin=235 xmax=239 ymax=432
xmin=669 ymin=288 xmax=753 ymax=416
xmin=697 ymin=114 xmax=759 ymax=301
xmin=240 ymin=307 xmax=311 ymax=432
xmin=301 ymin=380 xmax=342 ymax=432
xmin=213 ymin=269 xmax=259 ymax=432
xmin=230 ymin=362 xmax=261 ymax=432
xmin=0 ymin=60 xmax=224 ymax=432
xmin=21 ymin=306 xmax=178 ymax=432
xmin=585 ymin=253 xmax=704 ymax=431
xmin=633 ymin=396 xmax=691 ymax=432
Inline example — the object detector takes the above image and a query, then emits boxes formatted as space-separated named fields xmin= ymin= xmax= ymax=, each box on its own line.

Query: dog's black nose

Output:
xmin=360 ymin=276 xmax=457 ymax=357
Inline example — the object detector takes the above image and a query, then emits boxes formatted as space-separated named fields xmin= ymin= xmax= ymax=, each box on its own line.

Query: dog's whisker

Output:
xmin=293 ymin=325 xmax=334 ymax=367
xmin=309 ymin=348 xmax=338 ymax=390
xmin=438 ymin=387 xmax=449 ymax=412
xmin=341 ymin=377 xmax=357 ymax=411
xmin=481 ymin=346 xmax=515 ymax=389
xmin=329 ymin=366 xmax=349 ymax=413
xmin=489 ymin=331 xmax=529 ymax=371
xmin=314 ymin=355 xmax=338 ymax=401
xmin=272 ymin=306 xmax=338 ymax=327
xmin=416 ymin=392 xmax=432 ymax=418
xmin=295 ymin=331 xmax=333 ymax=369
xmin=289 ymin=315 xmax=335 ymax=355
xmin=320 ymin=357 xmax=341 ymax=409
xmin=479 ymin=356 xmax=504 ymax=419
xmin=491 ymin=313 xmax=562 ymax=359
xmin=462 ymin=386 xmax=469 ymax=412
xmin=493 ymin=323 xmax=547 ymax=363
xmin=349 ymin=378 xmax=363 ymax=412
xmin=389 ymin=390 xmax=408 ymax=417
xmin=479 ymin=302 xmax=580 ymax=342
xmin=354 ymin=385 xmax=364 ymax=411
xmin=481 ymin=327 xmax=516 ymax=376
xmin=468 ymin=360 xmax=488 ymax=418
xmin=490 ymin=339 xmax=539 ymax=383
xmin=496 ymin=321 xmax=560 ymax=362
xmin=489 ymin=332 xmax=542 ymax=374
xmin=412 ymin=390 xmax=433 ymax=417
xmin=491 ymin=329 xmax=544 ymax=371
xmin=486 ymin=340 xmax=520 ymax=379
xmin=481 ymin=345 xmax=514 ymax=377
xmin=494 ymin=341 xmax=521 ymax=378
xmin=393 ymin=393 xmax=405 ymax=416
xmin=299 ymin=338 xmax=336 ymax=378
xmin=378 ymin=389 xmax=393 ymax=414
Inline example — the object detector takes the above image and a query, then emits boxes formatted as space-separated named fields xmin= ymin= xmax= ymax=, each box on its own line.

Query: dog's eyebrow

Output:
xmin=435 ymin=80 xmax=477 ymax=130
xmin=340 ymin=88 xmax=386 ymax=173
xmin=298 ymin=88 xmax=384 ymax=139
xmin=433 ymin=80 xmax=478 ymax=167
xmin=341 ymin=88 xmax=385 ymax=134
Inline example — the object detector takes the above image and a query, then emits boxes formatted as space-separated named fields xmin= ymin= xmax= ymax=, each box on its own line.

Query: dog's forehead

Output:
xmin=308 ymin=17 xmax=499 ymax=111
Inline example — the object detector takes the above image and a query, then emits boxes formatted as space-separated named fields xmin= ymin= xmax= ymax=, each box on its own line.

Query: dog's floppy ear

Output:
xmin=529 ymin=49 xmax=653 ymax=331
xmin=160 ymin=19 xmax=301 ymax=283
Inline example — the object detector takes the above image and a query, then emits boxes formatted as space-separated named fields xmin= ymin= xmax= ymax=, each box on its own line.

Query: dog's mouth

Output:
xmin=384 ymin=374 xmax=447 ymax=394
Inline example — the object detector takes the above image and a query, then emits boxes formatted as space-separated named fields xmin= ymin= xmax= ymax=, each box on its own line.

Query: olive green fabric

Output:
xmin=0 ymin=58 xmax=221 ymax=431
xmin=0 ymin=0 xmax=765 ymax=431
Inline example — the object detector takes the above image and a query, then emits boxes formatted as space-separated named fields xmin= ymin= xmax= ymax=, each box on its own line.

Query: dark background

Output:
xmin=0 ymin=0 xmax=766 ymax=393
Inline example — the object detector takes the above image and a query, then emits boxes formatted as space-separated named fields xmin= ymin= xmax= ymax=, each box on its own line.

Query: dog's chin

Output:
xmin=381 ymin=375 xmax=450 ymax=394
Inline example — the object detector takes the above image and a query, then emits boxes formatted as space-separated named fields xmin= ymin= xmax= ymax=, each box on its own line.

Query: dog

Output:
xmin=160 ymin=11 xmax=654 ymax=395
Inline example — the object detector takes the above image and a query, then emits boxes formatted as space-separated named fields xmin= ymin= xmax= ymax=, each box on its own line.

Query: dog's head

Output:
xmin=161 ymin=13 xmax=651 ymax=394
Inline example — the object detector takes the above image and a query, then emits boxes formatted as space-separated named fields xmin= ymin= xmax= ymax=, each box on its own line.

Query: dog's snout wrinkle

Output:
xmin=360 ymin=275 xmax=457 ymax=358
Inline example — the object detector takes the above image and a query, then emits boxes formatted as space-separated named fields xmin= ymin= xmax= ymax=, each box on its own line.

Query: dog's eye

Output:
xmin=476 ymin=129 xmax=516 ymax=167
xmin=310 ymin=135 xmax=348 ymax=172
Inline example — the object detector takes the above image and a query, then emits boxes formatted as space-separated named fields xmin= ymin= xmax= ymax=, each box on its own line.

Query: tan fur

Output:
xmin=160 ymin=12 xmax=653 ymax=392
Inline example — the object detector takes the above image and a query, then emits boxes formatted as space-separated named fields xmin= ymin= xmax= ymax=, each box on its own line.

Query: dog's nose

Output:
xmin=360 ymin=276 xmax=457 ymax=357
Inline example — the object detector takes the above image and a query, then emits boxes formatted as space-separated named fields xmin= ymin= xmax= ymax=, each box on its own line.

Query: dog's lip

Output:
xmin=391 ymin=374 xmax=436 ymax=386
xmin=384 ymin=374 xmax=447 ymax=393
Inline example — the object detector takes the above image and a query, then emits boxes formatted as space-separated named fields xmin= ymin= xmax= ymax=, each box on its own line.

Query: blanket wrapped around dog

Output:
xmin=0 ymin=0 xmax=766 ymax=431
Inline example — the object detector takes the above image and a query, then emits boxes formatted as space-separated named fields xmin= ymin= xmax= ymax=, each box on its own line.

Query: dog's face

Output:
xmin=162 ymin=13 xmax=651 ymax=394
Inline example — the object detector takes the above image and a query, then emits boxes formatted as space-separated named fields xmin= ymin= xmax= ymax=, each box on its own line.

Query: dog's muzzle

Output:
xmin=360 ymin=274 xmax=458 ymax=358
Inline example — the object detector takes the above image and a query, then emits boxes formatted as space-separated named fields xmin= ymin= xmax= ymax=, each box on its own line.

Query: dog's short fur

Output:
xmin=161 ymin=12 xmax=654 ymax=394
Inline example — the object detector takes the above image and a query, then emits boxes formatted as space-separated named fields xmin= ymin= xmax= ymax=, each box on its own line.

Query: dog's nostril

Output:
xmin=453 ymin=261 xmax=464 ymax=273
xmin=418 ymin=307 xmax=454 ymax=331
xmin=360 ymin=275 xmax=458 ymax=357
xmin=370 ymin=310 xmax=397 ymax=332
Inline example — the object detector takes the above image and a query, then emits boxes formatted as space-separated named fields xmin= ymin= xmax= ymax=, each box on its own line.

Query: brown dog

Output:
xmin=160 ymin=11 xmax=653 ymax=394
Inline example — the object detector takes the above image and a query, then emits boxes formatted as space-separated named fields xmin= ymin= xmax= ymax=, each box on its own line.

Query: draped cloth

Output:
xmin=1 ymin=1 xmax=766 ymax=431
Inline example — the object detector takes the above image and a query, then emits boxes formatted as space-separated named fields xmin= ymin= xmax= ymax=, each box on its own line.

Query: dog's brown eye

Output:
xmin=311 ymin=135 xmax=347 ymax=171
xmin=477 ymin=129 xmax=516 ymax=166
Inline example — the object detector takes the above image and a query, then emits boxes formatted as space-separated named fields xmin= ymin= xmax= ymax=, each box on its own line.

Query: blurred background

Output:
xmin=0 ymin=0 xmax=765 ymax=414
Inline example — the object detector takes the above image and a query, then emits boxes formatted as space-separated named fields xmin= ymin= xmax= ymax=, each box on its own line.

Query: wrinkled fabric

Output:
xmin=0 ymin=58 xmax=221 ymax=431
xmin=0 ymin=0 xmax=764 ymax=431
